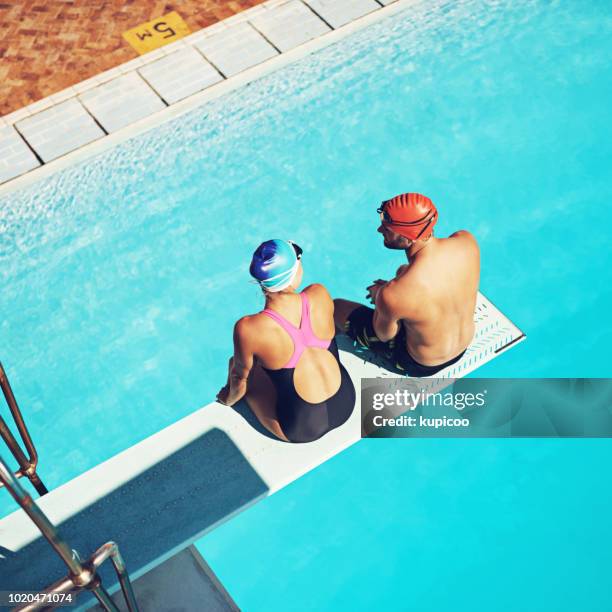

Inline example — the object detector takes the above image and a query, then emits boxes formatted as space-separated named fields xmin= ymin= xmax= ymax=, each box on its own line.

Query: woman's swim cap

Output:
xmin=378 ymin=193 xmax=438 ymax=240
xmin=250 ymin=239 xmax=302 ymax=292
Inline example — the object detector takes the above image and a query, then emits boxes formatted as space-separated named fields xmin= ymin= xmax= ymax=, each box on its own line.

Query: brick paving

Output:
xmin=0 ymin=0 xmax=266 ymax=116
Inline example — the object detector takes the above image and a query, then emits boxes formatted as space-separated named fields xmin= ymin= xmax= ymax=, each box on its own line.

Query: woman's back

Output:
xmin=219 ymin=239 xmax=355 ymax=444
xmin=249 ymin=284 xmax=341 ymax=404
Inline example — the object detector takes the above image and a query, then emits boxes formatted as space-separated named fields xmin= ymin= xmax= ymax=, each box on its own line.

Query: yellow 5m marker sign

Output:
xmin=123 ymin=12 xmax=191 ymax=55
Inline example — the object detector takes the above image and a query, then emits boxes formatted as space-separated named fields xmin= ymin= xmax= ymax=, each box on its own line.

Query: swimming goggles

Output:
xmin=377 ymin=201 xmax=435 ymax=240
xmin=288 ymin=240 xmax=303 ymax=260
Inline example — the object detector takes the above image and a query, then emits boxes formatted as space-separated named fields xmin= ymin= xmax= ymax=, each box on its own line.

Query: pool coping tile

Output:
xmin=13 ymin=98 xmax=105 ymax=163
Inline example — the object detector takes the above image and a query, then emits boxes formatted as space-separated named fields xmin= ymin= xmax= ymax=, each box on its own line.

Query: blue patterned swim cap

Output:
xmin=250 ymin=239 xmax=302 ymax=292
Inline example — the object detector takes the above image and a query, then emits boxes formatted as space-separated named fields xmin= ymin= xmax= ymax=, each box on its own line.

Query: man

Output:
xmin=334 ymin=192 xmax=480 ymax=376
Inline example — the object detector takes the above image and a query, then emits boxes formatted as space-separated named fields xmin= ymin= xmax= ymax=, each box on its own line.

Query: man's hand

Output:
xmin=366 ymin=279 xmax=387 ymax=305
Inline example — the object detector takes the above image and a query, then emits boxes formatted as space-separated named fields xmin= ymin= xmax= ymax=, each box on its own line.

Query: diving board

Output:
xmin=0 ymin=291 xmax=524 ymax=607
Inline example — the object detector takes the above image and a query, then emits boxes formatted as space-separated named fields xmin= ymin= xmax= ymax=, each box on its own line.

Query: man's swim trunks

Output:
xmin=345 ymin=305 xmax=466 ymax=376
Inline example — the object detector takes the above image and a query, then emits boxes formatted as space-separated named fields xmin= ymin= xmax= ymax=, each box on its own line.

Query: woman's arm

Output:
xmin=217 ymin=319 xmax=255 ymax=406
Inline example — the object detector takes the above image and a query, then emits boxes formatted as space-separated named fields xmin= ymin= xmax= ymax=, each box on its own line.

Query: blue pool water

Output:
xmin=1 ymin=0 xmax=611 ymax=608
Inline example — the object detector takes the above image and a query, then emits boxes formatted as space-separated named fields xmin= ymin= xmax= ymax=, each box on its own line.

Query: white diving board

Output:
xmin=0 ymin=292 xmax=524 ymax=606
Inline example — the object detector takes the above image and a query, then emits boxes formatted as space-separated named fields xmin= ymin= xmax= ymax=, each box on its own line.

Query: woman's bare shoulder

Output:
xmin=234 ymin=312 xmax=272 ymax=340
xmin=303 ymin=283 xmax=332 ymax=301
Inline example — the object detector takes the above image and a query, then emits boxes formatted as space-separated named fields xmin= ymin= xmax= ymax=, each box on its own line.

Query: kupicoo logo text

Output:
xmin=371 ymin=388 xmax=487 ymax=429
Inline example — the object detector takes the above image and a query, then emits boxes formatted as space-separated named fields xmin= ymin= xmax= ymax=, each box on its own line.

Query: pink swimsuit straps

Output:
xmin=262 ymin=292 xmax=331 ymax=368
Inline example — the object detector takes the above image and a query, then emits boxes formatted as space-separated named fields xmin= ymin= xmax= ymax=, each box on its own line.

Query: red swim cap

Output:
xmin=378 ymin=193 xmax=438 ymax=240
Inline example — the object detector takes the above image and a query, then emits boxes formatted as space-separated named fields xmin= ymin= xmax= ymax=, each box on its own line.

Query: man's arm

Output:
xmin=372 ymin=285 xmax=402 ymax=342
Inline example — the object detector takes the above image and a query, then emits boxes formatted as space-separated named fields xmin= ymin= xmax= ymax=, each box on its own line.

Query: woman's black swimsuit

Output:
xmin=261 ymin=293 xmax=356 ymax=443
xmin=264 ymin=339 xmax=355 ymax=443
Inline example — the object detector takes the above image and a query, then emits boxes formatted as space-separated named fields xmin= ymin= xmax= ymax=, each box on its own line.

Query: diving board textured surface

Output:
xmin=0 ymin=291 xmax=523 ymax=602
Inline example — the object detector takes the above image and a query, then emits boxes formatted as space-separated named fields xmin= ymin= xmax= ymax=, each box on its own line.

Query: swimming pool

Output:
xmin=1 ymin=0 xmax=611 ymax=608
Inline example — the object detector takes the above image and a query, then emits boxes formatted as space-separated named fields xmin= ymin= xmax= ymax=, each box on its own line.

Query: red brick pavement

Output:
xmin=0 ymin=0 xmax=266 ymax=116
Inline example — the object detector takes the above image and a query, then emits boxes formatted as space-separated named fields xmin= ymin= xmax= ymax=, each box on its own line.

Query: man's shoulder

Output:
xmin=449 ymin=230 xmax=479 ymax=247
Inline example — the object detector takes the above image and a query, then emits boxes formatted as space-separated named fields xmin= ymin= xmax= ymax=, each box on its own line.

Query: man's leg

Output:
xmin=335 ymin=300 xmax=398 ymax=364
xmin=333 ymin=298 xmax=363 ymax=334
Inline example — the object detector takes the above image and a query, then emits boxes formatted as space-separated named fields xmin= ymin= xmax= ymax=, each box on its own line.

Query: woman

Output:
xmin=217 ymin=239 xmax=355 ymax=443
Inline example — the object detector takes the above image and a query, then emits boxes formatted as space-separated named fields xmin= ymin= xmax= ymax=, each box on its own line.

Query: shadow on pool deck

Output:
xmin=0 ymin=428 xmax=268 ymax=604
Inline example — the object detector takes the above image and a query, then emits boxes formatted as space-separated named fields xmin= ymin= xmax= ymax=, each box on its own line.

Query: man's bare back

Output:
xmin=379 ymin=231 xmax=479 ymax=365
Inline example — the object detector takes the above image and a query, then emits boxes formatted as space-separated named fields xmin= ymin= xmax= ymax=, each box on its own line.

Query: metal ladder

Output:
xmin=0 ymin=362 xmax=139 ymax=611
xmin=0 ymin=455 xmax=140 ymax=611
xmin=0 ymin=362 xmax=47 ymax=496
